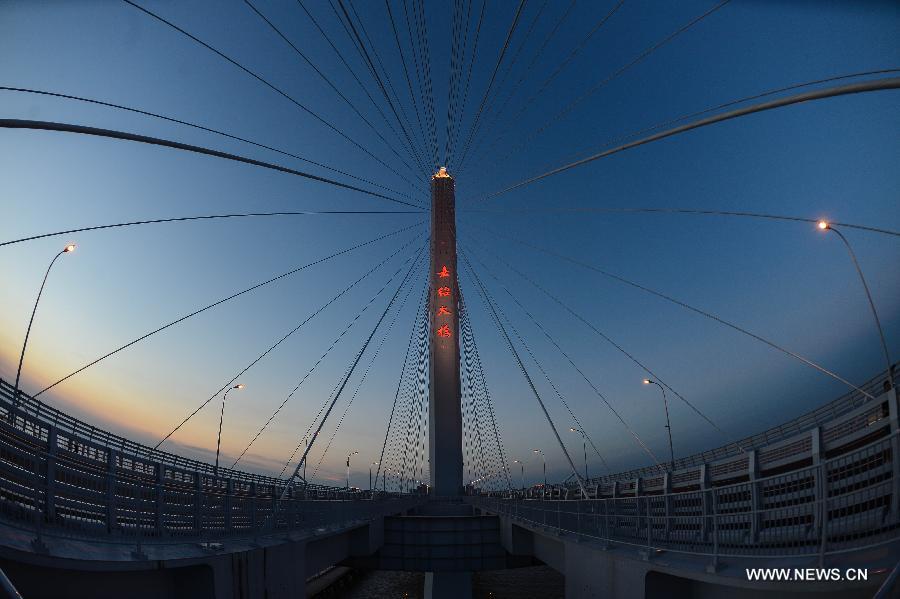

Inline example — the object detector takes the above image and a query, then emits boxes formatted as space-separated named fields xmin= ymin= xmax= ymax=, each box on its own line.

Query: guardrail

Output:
xmin=575 ymin=365 xmax=896 ymax=487
xmin=472 ymin=432 xmax=899 ymax=560
xmin=471 ymin=383 xmax=900 ymax=562
xmin=0 ymin=378 xmax=419 ymax=544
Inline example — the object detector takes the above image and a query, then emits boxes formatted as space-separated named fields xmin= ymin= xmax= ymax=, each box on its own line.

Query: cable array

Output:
xmin=455 ymin=0 xmax=527 ymax=170
xmin=6 ymin=0 xmax=896 ymax=500
xmin=464 ymin=241 xmax=659 ymax=467
xmin=122 ymin=0 xmax=425 ymax=194
xmin=0 ymin=86 xmax=418 ymax=203
xmin=244 ymin=0 xmax=421 ymax=179
xmin=459 ymin=289 xmax=512 ymax=491
xmin=280 ymin=241 xmax=423 ymax=495
xmin=460 ymin=250 xmax=588 ymax=497
xmin=463 ymin=0 xmax=623 ymax=169
xmin=309 ymin=253 xmax=425 ymax=481
xmin=375 ymin=282 xmax=430 ymax=490
xmin=473 ymin=0 xmax=733 ymax=173
xmin=230 ymin=236 xmax=425 ymax=467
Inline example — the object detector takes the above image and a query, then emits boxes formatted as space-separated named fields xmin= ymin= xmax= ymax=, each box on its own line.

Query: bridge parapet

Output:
xmin=473 ymin=379 xmax=900 ymax=568
xmin=573 ymin=365 xmax=896 ymax=489
xmin=0 ymin=378 xmax=417 ymax=545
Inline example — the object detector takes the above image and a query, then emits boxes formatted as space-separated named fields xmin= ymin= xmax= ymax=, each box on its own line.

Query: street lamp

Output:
xmin=817 ymin=221 xmax=893 ymax=388
xmin=346 ymin=450 xmax=359 ymax=489
xmin=13 ymin=244 xmax=77 ymax=405
xmin=532 ymin=448 xmax=546 ymax=491
xmin=570 ymin=428 xmax=589 ymax=482
xmin=643 ymin=379 xmax=675 ymax=471
xmin=513 ymin=459 xmax=525 ymax=491
xmin=215 ymin=384 xmax=244 ymax=476
xmin=370 ymin=461 xmax=378 ymax=493
xmin=300 ymin=435 xmax=309 ymax=484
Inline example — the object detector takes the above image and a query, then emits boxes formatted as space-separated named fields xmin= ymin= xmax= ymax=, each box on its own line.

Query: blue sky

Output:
xmin=1 ymin=0 xmax=898 ymax=488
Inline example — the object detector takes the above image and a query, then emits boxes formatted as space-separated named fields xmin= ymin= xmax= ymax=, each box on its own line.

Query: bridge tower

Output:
xmin=428 ymin=166 xmax=464 ymax=497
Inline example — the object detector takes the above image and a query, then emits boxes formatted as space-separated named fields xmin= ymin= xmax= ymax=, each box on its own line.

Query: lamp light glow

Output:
xmin=818 ymin=220 xmax=829 ymax=230
xmin=64 ymin=244 xmax=76 ymax=253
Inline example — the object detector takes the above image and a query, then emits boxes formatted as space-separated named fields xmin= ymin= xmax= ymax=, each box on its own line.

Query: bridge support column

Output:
xmin=204 ymin=540 xmax=306 ymax=599
xmin=563 ymin=541 xmax=646 ymax=599
xmin=425 ymin=572 xmax=472 ymax=599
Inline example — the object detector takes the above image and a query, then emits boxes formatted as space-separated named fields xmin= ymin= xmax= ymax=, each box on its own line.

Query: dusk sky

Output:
xmin=1 ymin=0 xmax=898 ymax=488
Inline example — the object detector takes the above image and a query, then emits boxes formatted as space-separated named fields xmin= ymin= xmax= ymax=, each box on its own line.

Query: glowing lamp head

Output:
xmin=234 ymin=384 xmax=245 ymax=390
xmin=643 ymin=379 xmax=652 ymax=385
xmin=817 ymin=220 xmax=829 ymax=230
xmin=569 ymin=428 xmax=577 ymax=432
xmin=63 ymin=244 xmax=76 ymax=253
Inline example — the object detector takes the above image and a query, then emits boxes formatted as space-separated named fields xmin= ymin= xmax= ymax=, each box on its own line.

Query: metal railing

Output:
xmin=471 ymin=424 xmax=900 ymax=561
xmin=472 ymin=368 xmax=900 ymax=563
xmin=576 ymin=365 xmax=896 ymax=487
xmin=0 ymin=378 xmax=420 ymax=544
xmin=1 ymin=368 xmax=896 ymax=556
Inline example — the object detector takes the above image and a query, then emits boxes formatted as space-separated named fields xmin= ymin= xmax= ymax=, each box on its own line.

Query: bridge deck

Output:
xmin=0 ymin=372 xmax=898 ymax=597
xmin=0 ymin=378 xmax=419 ymax=547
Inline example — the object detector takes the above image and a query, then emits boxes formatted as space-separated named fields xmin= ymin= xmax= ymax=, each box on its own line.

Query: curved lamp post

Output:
xmin=13 ymin=244 xmax=77 ymax=404
xmin=532 ymin=448 xmax=546 ymax=495
xmin=569 ymin=428 xmax=589 ymax=482
xmin=643 ymin=379 xmax=676 ymax=471
xmin=215 ymin=383 xmax=244 ymax=476
xmin=301 ymin=435 xmax=309 ymax=484
xmin=346 ymin=450 xmax=359 ymax=489
xmin=818 ymin=221 xmax=893 ymax=388
xmin=513 ymin=459 xmax=525 ymax=492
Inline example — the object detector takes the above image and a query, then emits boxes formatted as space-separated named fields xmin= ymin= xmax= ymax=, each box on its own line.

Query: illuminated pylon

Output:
xmin=429 ymin=167 xmax=463 ymax=496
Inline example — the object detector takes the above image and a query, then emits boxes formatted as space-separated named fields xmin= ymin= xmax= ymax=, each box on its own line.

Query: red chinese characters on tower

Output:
xmin=435 ymin=266 xmax=453 ymax=339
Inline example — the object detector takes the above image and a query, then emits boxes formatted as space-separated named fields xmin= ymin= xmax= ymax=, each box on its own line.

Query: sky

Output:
xmin=1 ymin=0 xmax=898 ymax=489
